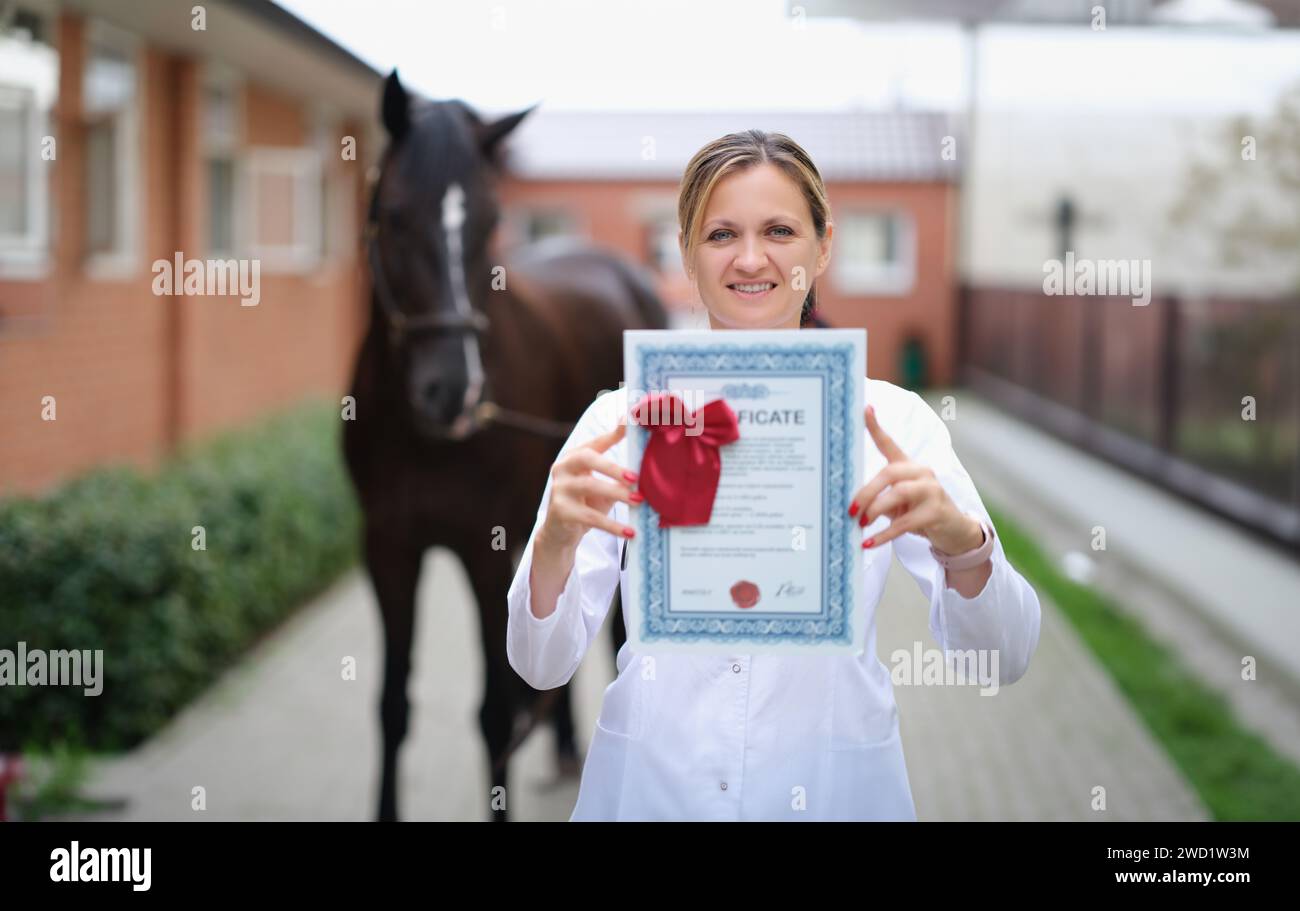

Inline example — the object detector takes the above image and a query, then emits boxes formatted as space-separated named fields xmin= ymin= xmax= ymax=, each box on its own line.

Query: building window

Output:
xmin=646 ymin=215 xmax=683 ymax=275
xmin=832 ymin=210 xmax=916 ymax=296
xmin=245 ymin=147 xmax=321 ymax=271
xmin=208 ymin=157 xmax=237 ymax=253
xmin=0 ymin=87 xmax=33 ymax=239
xmin=83 ymin=21 xmax=139 ymax=276
xmin=203 ymin=71 xmax=241 ymax=255
xmin=0 ymin=11 xmax=57 ymax=278
xmin=517 ymin=208 xmax=577 ymax=244
xmin=84 ymin=117 xmax=118 ymax=253
xmin=315 ymin=121 xmax=331 ymax=259
xmin=311 ymin=112 xmax=348 ymax=264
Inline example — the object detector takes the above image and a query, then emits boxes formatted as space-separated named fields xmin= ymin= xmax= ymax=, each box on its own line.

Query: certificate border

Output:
xmin=633 ymin=342 xmax=856 ymax=647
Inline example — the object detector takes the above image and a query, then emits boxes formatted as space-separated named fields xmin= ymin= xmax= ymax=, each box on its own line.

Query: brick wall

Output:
xmin=0 ymin=12 xmax=369 ymax=498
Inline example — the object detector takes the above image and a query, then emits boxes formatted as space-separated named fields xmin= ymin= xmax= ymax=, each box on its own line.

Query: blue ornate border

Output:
xmin=633 ymin=342 xmax=856 ymax=647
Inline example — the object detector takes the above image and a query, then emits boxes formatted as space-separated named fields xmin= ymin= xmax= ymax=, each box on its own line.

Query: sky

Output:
xmin=272 ymin=0 xmax=1300 ymax=116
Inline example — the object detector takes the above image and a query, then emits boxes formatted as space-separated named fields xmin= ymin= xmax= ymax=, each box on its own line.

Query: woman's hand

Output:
xmin=848 ymin=404 xmax=983 ymax=555
xmin=537 ymin=417 xmax=643 ymax=554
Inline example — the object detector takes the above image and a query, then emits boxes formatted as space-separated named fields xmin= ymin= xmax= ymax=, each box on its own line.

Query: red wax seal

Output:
xmin=730 ymin=580 xmax=760 ymax=609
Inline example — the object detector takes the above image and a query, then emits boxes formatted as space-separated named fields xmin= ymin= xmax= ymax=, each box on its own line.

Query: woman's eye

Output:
xmin=709 ymin=227 xmax=792 ymax=241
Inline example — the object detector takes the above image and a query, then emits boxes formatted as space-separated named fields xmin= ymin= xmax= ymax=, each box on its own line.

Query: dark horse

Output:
xmin=342 ymin=71 xmax=666 ymax=821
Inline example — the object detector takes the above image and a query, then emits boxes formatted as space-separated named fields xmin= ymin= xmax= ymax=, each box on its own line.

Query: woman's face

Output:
xmin=683 ymin=162 xmax=832 ymax=331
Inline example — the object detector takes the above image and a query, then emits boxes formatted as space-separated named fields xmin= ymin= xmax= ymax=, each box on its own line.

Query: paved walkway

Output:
xmin=928 ymin=389 xmax=1300 ymax=769
xmin=876 ymin=563 xmax=1205 ymax=821
xmin=59 ymin=540 xmax=1206 ymax=821
xmin=63 ymin=550 xmax=607 ymax=822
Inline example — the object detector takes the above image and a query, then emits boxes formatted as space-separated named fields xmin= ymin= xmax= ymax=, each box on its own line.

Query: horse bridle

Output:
xmin=364 ymin=187 xmax=575 ymax=440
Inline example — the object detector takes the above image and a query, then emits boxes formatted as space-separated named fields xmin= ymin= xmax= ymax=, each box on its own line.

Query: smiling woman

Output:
xmin=507 ymin=127 xmax=1043 ymax=823
xmin=676 ymin=129 xmax=833 ymax=331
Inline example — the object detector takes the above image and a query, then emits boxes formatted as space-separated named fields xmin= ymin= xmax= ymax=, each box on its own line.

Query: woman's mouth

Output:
xmin=727 ymin=282 xmax=777 ymax=300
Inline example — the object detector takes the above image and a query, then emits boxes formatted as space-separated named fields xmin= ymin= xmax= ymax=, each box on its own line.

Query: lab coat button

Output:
xmin=720 ymin=781 xmax=728 ymax=791
xmin=732 ymin=663 xmax=741 ymax=673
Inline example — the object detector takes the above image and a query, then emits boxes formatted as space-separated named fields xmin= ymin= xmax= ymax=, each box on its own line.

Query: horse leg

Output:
xmin=367 ymin=529 xmax=422 ymax=822
xmin=548 ymin=587 xmax=634 ymax=779
xmin=551 ymin=683 xmax=581 ymax=778
xmin=460 ymin=542 xmax=519 ymax=822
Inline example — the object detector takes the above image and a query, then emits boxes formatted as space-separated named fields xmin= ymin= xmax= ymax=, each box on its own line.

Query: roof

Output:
xmin=503 ymin=109 xmax=960 ymax=183
xmin=226 ymin=0 xmax=381 ymax=79
xmin=40 ymin=0 xmax=383 ymax=125
xmin=795 ymin=0 xmax=1300 ymax=28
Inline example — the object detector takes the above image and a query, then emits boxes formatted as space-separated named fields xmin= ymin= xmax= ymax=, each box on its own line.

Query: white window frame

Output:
xmin=0 ymin=84 xmax=49 ymax=278
xmin=0 ymin=17 xmax=57 ymax=280
xmin=82 ymin=19 xmax=141 ymax=281
xmin=832 ymin=208 xmax=917 ymax=297
xmin=202 ymin=63 xmax=244 ymax=258
xmin=310 ymin=106 xmax=345 ymax=278
xmin=244 ymin=146 xmax=322 ymax=272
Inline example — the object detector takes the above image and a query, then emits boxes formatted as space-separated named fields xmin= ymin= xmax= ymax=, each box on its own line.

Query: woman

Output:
xmin=506 ymin=130 xmax=1042 ymax=821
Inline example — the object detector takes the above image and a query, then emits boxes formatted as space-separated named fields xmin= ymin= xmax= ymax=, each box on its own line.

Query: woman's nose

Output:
xmin=736 ymin=237 xmax=768 ymax=271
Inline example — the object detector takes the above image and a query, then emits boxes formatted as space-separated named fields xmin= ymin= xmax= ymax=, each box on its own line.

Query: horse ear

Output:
xmin=477 ymin=103 xmax=537 ymax=161
xmin=382 ymin=69 xmax=410 ymax=141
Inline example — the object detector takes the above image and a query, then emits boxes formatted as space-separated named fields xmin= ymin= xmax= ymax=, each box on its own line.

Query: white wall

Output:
xmin=963 ymin=24 xmax=1300 ymax=296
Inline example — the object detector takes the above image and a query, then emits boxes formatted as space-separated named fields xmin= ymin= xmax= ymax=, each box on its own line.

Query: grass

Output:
xmin=5 ymin=741 xmax=127 ymax=821
xmin=987 ymin=502 xmax=1300 ymax=821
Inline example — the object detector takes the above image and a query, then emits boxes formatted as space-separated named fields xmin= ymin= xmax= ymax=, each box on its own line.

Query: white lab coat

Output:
xmin=506 ymin=379 xmax=1042 ymax=821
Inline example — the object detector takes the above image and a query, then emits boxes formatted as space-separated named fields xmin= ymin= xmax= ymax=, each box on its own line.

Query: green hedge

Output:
xmin=0 ymin=398 xmax=361 ymax=752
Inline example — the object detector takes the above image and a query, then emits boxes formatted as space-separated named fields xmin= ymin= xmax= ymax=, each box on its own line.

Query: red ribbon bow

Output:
xmin=630 ymin=393 xmax=740 ymax=528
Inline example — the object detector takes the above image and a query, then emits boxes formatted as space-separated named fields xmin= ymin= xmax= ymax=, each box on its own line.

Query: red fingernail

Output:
xmin=848 ymin=501 xmax=859 ymax=517
xmin=863 ymin=538 xmax=875 ymax=548
xmin=623 ymin=528 xmax=636 ymax=538
xmin=859 ymin=513 xmax=868 ymax=527
xmin=629 ymin=491 xmax=644 ymax=504
xmin=623 ymin=471 xmax=638 ymax=483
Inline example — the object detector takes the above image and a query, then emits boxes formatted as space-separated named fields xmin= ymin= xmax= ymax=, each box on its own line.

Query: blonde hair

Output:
xmin=678 ymin=130 xmax=831 ymax=327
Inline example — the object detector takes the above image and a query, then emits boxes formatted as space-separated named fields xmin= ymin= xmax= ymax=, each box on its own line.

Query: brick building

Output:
xmin=1 ymin=4 xmax=962 ymax=498
xmin=0 ymin=0 xmax=380 ymax=496
xmin=497 ymin=109 xmax=960 ymax=387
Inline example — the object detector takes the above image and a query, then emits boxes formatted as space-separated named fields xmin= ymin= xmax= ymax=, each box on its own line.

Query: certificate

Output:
xmin=622 ymin=328 xmax=866 ymax=655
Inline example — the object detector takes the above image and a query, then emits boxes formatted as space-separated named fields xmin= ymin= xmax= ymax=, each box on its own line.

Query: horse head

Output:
xmin=368 ymin=69 xmax=534 ymax=441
